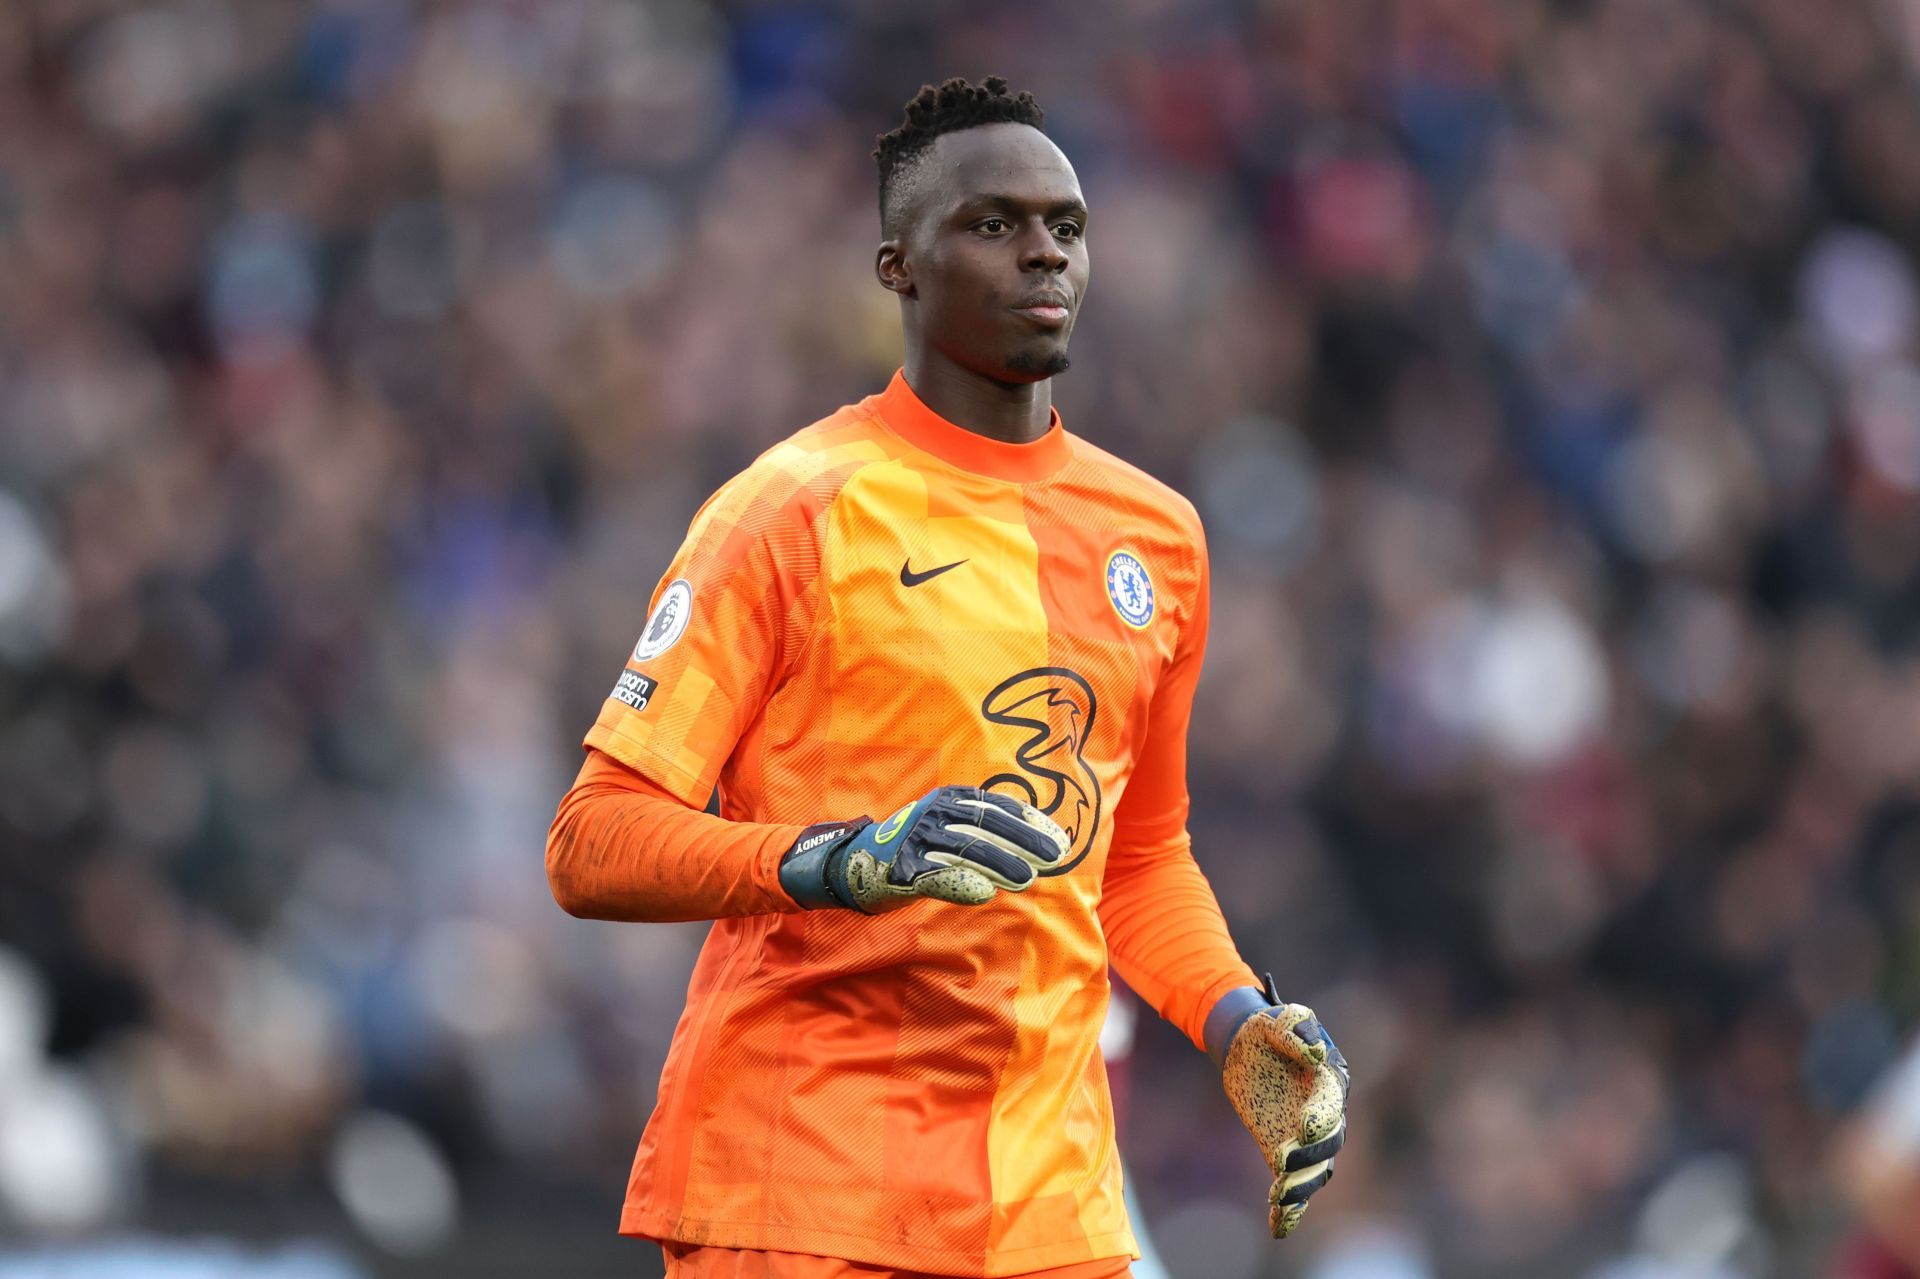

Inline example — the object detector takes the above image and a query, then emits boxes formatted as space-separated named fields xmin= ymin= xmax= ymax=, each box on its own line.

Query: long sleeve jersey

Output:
xmin=547 ymin=370 xmax=1259 ymax=1276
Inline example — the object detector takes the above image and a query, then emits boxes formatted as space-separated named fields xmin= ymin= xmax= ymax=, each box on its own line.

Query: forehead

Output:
xmin=924 ymin=123 xmax=1083 ymax=209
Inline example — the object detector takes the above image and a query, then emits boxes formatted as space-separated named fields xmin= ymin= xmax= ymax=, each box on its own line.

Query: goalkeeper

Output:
xmin=547 ymin=76 xmax=1348 ymax=1279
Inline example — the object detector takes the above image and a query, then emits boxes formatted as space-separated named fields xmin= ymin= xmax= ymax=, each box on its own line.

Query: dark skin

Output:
xmin=876 ymin=122 xmax=1090 ymax=445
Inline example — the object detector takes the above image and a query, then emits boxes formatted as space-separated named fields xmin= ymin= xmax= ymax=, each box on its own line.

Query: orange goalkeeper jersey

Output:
xmin=582 ymin=371 xmax=1257 ymax=1276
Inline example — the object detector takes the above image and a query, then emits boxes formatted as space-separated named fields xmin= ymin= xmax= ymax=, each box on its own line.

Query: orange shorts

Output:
xmin=659 ymin=1243 xmax=1133 ymax=1279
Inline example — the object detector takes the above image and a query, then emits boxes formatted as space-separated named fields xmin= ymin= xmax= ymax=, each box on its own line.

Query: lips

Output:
xmin=1013 ymin=294 xmax=1071 ymax=326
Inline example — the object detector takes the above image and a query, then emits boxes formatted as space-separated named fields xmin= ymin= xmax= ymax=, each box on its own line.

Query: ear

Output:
xmin=876 ymin=240 xmax=914 ymax=298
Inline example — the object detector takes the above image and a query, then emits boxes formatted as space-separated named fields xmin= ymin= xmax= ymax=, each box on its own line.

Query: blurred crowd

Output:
xmin=3 ymin=0 xmax=1920 ymax=1275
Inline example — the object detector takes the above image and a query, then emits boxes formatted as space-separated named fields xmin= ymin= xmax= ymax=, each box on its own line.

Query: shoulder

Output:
xmin=1062 ymin=433 xmax=1207 ymax=553
xmin=696 ymin=402 xmax=896 ymax=536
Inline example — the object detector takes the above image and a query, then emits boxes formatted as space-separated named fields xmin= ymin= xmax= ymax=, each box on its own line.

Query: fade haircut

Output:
xmin=874 ymin=76 xmax=1046 ymax=238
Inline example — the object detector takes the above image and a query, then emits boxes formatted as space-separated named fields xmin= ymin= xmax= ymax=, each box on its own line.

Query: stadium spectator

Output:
xmin=1 ymin=1 xmax=1916 ymax=1273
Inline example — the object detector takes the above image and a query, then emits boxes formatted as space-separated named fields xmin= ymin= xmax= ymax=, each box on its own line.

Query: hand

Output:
xmin=1220 ymin=992 xmax=1350 ymax=1239
xmin=778 ymin=786 xmax=1070 ymax=913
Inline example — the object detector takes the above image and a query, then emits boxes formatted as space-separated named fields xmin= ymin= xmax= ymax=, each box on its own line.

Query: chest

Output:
xmin=797 ymin=463 xmax=1192 ymax=849
xmin=817 ymin=459 xmax=1184 ymax=659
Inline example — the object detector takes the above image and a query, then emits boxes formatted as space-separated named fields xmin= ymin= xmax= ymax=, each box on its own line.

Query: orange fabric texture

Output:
xmin=660 ymin=1242 xmax=1133 ymax=1278
xmin=549 ymin=751 xmax=806 ymax=921
xmin=570 ymin=370 xmax=1259 ymax=1276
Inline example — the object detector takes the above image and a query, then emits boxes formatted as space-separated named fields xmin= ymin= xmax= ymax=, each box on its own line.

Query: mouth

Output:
xmin=1012 ymin=296 xmax=1071 ymax=328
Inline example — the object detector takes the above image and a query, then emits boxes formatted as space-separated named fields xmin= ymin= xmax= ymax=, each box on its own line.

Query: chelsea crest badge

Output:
xmin=1105 ymin=550 xmax=1155 ymax=629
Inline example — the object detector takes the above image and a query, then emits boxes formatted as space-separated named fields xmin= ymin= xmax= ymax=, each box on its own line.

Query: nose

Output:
xmin=1020 ymin=220 xmax=1068 ymax=273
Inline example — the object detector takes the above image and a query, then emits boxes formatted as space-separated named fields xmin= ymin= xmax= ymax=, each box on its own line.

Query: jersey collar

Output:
xmin=871 ymin=369 xmax=1073 ymax=484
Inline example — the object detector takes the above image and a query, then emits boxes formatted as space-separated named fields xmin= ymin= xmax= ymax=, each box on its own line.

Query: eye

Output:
xmin=1053 ymin=222 xmax=1083 ymax=241
xmin=979 ymin=217 xmax=1008 ymax=234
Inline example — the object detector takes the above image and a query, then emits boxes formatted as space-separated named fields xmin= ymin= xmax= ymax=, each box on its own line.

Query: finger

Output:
xmin=1273 ymin=1160 xmax=1334 ymax=1207
xmin=924 ymin=843 xmax=1034 ymax=890
xmin=938 ymin=825 xmax=1049 ymax=879
xmin=1255 ymin=1006 xmax=1327 ymax=1070
xmin=963 ymin=788 xmax=1028 ymax=820
xmin=998 ymin=796 xmax=1072 ymax=857
xmin=918 ymin=815 xmax=1041 ymax=880
xmin=1283 ymin=1123 xmax=1345 ymax=1172
xmin=1269 ymin=1198 xmax=1308 ymax=1239
xmin=956 ymin=790 xmax=1070 ymax=849
xmin=909 ymin=864 xmax=998 ymax=905
xmin=1301 ymin=1070 xmax=1347 ymax=1144
xmin=1293 ymin=1014 xmax=1351 ymax=1081
xmin=947 ymin=801 xmax=1068 ymax=865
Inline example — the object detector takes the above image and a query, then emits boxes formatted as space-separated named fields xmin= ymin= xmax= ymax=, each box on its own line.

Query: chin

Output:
xmin=1002 ymin=347 xmax=1071 ymax=379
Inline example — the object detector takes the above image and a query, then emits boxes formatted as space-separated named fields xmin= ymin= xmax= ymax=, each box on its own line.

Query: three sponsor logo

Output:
xmin=606 ymin=553 xmax=1145 ymax=873
xmin=980 ymin=667 xmax=1102 ymax=875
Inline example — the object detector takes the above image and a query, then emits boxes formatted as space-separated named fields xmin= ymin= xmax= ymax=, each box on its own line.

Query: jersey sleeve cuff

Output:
xmin=1181 ymin=965 xmax=1264 ymax=1054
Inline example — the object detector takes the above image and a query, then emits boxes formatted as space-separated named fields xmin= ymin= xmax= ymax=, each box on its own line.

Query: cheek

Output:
xmin=927 ymin=246 xmax=1003 ymax=306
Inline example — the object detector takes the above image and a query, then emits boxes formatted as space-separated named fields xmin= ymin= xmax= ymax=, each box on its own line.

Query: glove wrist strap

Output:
xmin=1204 ymin=976 xmax=1280 ymax=1069
xmin=778 ymin=820 xmax=871 ymax=910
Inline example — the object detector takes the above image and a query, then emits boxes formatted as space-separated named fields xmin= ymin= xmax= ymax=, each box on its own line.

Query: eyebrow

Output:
xmin=959 ymin=193 xmax=1089 ymax=219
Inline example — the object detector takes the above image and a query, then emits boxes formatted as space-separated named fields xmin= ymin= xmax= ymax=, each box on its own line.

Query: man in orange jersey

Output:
xmin=546 ymin=77 xmax=1349 ymax=1279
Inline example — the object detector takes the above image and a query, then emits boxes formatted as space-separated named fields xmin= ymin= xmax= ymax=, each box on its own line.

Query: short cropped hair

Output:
xmin=873 ymin=76 xmax=1045 ymax=236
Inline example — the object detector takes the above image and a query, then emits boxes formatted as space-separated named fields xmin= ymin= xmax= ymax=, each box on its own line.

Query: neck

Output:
xmin=901 ymin=348 xmax=1054 ymax=444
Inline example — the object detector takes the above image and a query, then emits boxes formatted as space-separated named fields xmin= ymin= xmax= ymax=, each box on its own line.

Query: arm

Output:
xmin=1099 ymin=530 xmax=1259 ymax=1048
xmin=1101 ymin=527 xmax=1349 ymax=1240
xmin=547 ymin=748 xmax=1069 ymax=921
xmin=1099 ymin=830 xmax=1262 ymax=1050
xmin=551 ymin=457 xmax=1068 ymax=925
xmin=547 ymin=459 xmax=824 ymax=922
xmin=546 ymin=747 xmax=807 ymax=922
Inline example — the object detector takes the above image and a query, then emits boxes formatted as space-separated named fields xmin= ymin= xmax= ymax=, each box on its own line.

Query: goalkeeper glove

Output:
xmin=778 ymin=786 xmax=1070 ymax=913
xmin=1206 ymin=974 xmax=1350 ymax=1239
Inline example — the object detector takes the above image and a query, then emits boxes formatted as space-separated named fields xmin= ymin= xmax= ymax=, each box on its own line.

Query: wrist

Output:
xmin=1204 ymin=985 xmax=1274 ymax=1068
xmin=778 ymin=820 xmax=869 ymax=910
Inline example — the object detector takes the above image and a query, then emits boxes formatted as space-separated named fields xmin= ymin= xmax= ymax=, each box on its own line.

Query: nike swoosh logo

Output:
xmin=900 ymin=558 xmax=968 ymax=587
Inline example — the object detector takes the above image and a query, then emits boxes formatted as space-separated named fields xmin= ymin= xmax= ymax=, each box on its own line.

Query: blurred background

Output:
xmin=4 ymin=0 xmax=1920 ymax=1275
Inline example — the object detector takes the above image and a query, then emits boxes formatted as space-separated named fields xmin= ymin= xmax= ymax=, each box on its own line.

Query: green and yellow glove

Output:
xmin=1206 ymin=976 xmax=1351 ymax=1238
xmin=777 ymin=786 xmax=1070 ymax=913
